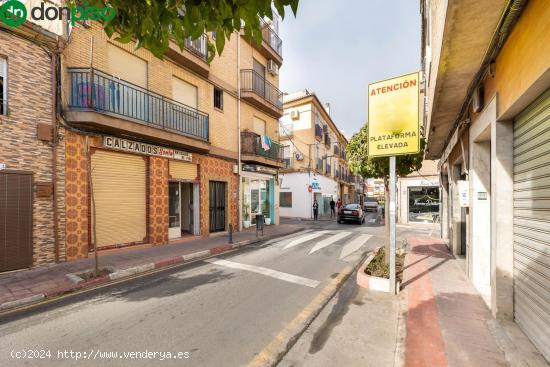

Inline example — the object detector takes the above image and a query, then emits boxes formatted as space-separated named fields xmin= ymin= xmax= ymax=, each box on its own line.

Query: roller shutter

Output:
xmin=170 ymin=161 xmax=197 ymax=181
xmin=91 ymin=150 xmax=146 ymax=248
xmin=513 ymin=88 xmax=550 ymax=361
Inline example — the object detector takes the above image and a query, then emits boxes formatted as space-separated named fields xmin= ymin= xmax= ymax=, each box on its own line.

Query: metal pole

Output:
xmin=389 ymin=156 xmax=397 ymax=295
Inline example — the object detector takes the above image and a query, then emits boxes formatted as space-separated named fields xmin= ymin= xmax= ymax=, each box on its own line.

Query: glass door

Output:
xmin=168 ymin=182 xmax=181 ymax=239
xmin=250 ymin=179 xmax=261 ymax=224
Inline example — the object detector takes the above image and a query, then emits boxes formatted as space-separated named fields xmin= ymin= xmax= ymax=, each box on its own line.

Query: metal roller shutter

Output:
xmin=513 ymin=88 xmax=550 ymax=361
xmin=91 ymin=150 xmax=146 ymax=248
xmin=170 ymin=161 xmax=197 ymax=181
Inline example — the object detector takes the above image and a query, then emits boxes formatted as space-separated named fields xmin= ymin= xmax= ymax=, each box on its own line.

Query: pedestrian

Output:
xmin=336 ymin=198 xmax=342 ymax=211
xmin=313 ymin=199 xmax=319 ymax=221
xmin=330 ymin=198 xmax=336 ymax=218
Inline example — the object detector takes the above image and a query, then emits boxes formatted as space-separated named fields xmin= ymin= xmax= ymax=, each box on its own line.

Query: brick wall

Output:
xmin=0 ymin=31 xmax=57 ymax=266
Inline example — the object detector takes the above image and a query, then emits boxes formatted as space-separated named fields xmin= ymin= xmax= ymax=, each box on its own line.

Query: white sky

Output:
xmin=279 ymin=0 xmax=421 ymax=138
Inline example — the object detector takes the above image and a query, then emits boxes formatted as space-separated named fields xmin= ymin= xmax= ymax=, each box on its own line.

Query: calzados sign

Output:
xmin=103 ymin=136 xmax=192 ymax=162
xmin=367 ymin=72 xmax=420 ymax=157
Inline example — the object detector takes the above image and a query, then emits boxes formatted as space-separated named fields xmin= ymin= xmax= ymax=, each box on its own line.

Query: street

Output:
xmin=0 ymin=213 xmax=434 ymax=367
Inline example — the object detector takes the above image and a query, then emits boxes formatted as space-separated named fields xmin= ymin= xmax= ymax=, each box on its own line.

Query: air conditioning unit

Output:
xmin=267 ymin=60 xmax=279 ymax=75
xmin=290 ymin=110 xmax=300 ymax=120
xmin=295 ymin=153 xmax=304 ymax=161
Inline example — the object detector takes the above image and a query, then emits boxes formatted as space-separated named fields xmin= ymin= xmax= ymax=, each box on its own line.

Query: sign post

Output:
xmin=389 ymin=156 xmax=396 ymax=294
xmin=367 ymin=72 xmax=420 ymax=295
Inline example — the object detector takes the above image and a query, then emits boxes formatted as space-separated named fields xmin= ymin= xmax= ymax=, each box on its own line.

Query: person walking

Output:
xmin=313 ymin=199 xmax=319 ymax=221
xmin=336 ymin=198 xmax=342 ymax=212
xmin=330 ymin=198 xmax=336 ymax=218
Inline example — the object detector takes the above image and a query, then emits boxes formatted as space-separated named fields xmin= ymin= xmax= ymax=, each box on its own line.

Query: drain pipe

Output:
xmin=51 ymin=50 xmax=60 ymax=263
xmin=237 ymin=29 xmax=242 ymax=231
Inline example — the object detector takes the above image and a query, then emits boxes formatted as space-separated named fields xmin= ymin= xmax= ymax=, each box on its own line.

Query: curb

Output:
xmin=0 ymin=228 xmax=306 ymax=313
xmin=356 ymin=246 xmax=391 ymax=293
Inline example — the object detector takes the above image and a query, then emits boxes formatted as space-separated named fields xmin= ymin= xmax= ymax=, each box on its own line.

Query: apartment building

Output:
xmin=0 ymin=4 xmax=67 ymax=272
xmin=56 ymin=18 xmax=284 ymax=259
xmin=422 ymin=0 xmax=550 ymax=359
xmin=279 ymin=90 xmax=356 ymax=218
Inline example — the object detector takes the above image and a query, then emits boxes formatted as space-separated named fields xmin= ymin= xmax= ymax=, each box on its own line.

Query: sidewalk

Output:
xmin=0 ymin=223 xmax=305 ymax=312
xmin=281 ymin=235 xmax=547 ymax=367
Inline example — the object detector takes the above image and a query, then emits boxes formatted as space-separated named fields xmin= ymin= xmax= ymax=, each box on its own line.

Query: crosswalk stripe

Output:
xmin=206 ymin=259 xmax=320 ymax=288
xmin=264 ymin=229 xmax=313 ymax=245
xmin=308 ymin=232 xmax=352 ymax=255
xmin=283 ymin=231 xmax=329 ymax=250
xmin=339 ymin=234 xmax=372 ymax=260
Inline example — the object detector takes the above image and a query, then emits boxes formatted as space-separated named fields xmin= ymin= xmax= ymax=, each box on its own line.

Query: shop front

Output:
xmin=241 ymin=164 xmax=277 ymax=228
xmin=64 ymin=132 xmax=203 ymax=259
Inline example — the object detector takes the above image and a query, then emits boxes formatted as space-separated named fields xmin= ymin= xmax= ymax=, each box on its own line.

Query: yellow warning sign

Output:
xmin=368 ymin=72 xmax=420 ymax=157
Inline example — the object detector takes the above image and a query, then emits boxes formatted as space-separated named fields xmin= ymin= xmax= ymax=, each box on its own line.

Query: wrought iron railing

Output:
xmin=260 ymin=18 xmax=282 ymax=56
xmin=68 ymin=68 xmax=209 ymax=141
xmin=184 ymin=34 xmax=208 ymax=61
xmin=241 ymin=131 xmax=283 ymax=162
xmin=333 ymin=144 xmax=340 ymax=155
xmin=240 ymin=69 xmax=283 ymax=110
xmin=314 ymin=124 xmax=323 ymax=139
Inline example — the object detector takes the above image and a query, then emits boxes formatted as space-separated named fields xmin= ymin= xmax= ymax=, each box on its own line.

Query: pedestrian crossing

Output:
xmin=276 ymin=230 xmax=372 ymax=260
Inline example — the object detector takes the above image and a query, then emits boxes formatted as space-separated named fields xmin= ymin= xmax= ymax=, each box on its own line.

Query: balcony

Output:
xmin=165 ymin=34 xmax=209 ymax=77
xmin=333 ymin=144 xmax=340 ymax=156
xmin=240 ymin=70 xmax=283 ymax=118
xmin=67 ymin=68 xmax=210 ymax=151
xmin=252 ymin=18 xmax=282 ymax=66
xmin=314 ymin=124 xmax=323 ymax=141
xmin=324 ymin=133 xmax=331 ymax=146
xmin=241 ymin=131 xmax=284 ymax=168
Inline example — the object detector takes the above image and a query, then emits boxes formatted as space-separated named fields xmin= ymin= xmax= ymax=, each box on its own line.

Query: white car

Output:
xmin=363 ymin=197 xmax=379 ymax=212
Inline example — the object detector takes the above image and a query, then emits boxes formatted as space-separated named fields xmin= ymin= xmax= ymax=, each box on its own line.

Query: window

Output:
xmin=280 ymin=192 xmax=292 ymax=208
xmin=172 ymin=77 xmax=198 ymax=108
xmin=214 ymin=87 xmax=223 ymax=110
xmin=253 ymin=116 xmax=266 ymax=135
xmin=0 ymin=57 xmax=6 ymax=115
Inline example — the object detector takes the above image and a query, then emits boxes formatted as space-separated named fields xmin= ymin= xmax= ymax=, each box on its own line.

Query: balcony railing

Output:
xmin=333 ymin=144 xmax=340 ymax=155
xmin=184 ymin=34 xmax=208 ymax=61
xmin=314 ymin=124 xmax=323 ymax=139
xmin=260 ymin=18 xmax=282 ymax=56
xmin=240 ymin=69 xmax=283 ymax=110
xmin=316 ymin=158 xmax=323 ymax=171
xmin=241 ymin=131 xmax=283 ymax=162
xmin=68 ymin=68 xmax=209 ymax=141
xmin=324 ymin=133 xmax=331 ymax=146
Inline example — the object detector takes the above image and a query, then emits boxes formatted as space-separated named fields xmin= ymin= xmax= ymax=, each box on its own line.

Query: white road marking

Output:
xmin=339 ymin=234 xmax=372 ymax=260
xmin=368 ymin=218 xmax=376 ymax=223
xmin=206 ymin=259 xmax=320 ymax=288
xmin=264 ymin=229 xmax=313 ymax=245
xmin=308 ymin=232 xmax=352 ymax=255
xmin=283 ymin=231 xmax=329 ymax=250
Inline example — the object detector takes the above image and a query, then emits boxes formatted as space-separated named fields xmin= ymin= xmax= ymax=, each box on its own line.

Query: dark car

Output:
xmin=337 ymin=204 xmax=365 ymax=224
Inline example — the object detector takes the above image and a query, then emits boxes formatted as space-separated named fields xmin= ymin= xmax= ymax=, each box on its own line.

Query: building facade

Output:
xmin=279 ymin=90 xmax=356 ymax=218
xmin=0 ymin=6 xmax=67 ymax=272
xmin=422 ymin=0 xmax=550 ymax=360
xmin=1 ymin=10 xmax=284 ymax=269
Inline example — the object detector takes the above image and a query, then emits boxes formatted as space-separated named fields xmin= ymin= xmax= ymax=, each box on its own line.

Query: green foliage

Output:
xmin=82 ymin=0 xmax=299 ymax=59
xmin=346 ymin=123 xmax=426 ymax=179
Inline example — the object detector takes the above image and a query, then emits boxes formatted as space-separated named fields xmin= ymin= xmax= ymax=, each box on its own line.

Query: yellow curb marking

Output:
xmin=247 ymin=265 xmax=354 ymax=367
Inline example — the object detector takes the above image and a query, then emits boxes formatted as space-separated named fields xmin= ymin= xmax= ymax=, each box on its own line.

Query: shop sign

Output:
xmin=103 ymin=136 xmax=192 ymax=162
xmin=311 ymin=182 xmax=321 ymax=190
xmin=367 ymin=72 xmax=420 ymax=157
xmin=0 ymin=163 xmax=5 ymax=170
xmin=241 ymin=164 xmax=277 ymax=175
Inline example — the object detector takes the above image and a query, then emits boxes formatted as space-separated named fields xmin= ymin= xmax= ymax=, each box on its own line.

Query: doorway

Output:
xmin=209 ymin=181 xmax=226 ymax=232
xmin=169 ymin=182 xmax=198 ymax=239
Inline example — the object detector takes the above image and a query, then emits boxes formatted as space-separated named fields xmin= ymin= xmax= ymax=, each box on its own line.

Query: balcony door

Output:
xmin=107 ymin=45 xmax=148 ymax=121
xmin=172 ymin=77 xmax=199 ymax=132
xmin=253 ymin=59 xmax=266 ymax=97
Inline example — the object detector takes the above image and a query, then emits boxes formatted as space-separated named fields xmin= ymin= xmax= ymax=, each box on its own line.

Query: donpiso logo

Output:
xmin=0 ymin=0 xmax=115 ymax=27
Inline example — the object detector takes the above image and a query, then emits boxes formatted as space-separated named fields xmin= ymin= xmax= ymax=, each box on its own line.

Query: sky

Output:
xmin=279 ymin=0 xmax=421 ymax=139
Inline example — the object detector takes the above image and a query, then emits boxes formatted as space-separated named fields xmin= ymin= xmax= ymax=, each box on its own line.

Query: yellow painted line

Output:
xmin=247 ymin=265 xmax=354 ymax=367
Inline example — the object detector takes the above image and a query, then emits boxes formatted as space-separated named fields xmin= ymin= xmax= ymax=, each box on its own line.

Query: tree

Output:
xmin=347 ymin=123 xmax=426 ymax=263
xmin=86 ymin=0 xmax=299 ymax=59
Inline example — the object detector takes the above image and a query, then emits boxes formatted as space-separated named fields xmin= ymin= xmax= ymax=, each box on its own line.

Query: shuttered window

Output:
xmin=253 ymin=116 xmax=266 ymax=135
xmin=513 ymin=88 xmax=550 ymax=361
xmin=107 ymin=44 xmax=148 ymax=88
xmin=91 ymin=150 xmax=146 ymax=248
xmin=172 ymin=77 xmax=198 ymax=108
xmin=170 ymin=161 xmax=197 ymax=181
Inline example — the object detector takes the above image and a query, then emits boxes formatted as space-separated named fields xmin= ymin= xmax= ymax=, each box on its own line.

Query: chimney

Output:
xmin=324 ymin=103 xmax=331 ymax=116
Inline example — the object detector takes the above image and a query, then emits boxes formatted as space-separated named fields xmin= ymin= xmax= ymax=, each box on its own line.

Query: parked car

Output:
xmin=338 ymin=204 xmax=365 ymax=224
xmin=363 ymin=197 xmax=379 ymax=212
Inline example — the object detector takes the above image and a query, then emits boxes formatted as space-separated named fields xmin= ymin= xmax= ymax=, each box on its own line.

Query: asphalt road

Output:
xmin=0 ymin=212 xmax=437 ymax=367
